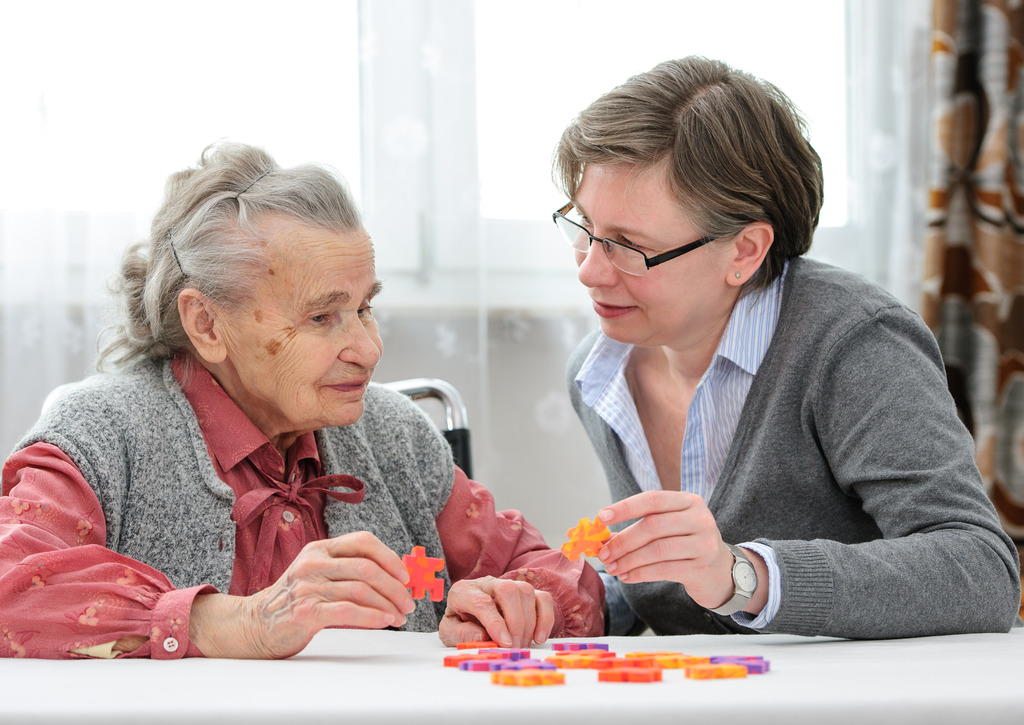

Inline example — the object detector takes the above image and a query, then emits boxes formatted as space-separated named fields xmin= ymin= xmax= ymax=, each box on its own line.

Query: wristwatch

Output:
xmin=709 ymin=544 xmax=758 ymax=616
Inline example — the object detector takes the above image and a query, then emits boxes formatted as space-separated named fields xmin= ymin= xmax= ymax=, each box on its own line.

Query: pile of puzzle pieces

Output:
xmin=445 ymin=641 xmax=770 ymax=687
xmin=417 ymin=532 xmax=772 ymax=686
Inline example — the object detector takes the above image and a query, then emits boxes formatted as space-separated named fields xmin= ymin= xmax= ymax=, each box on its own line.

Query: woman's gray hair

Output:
xmin=98 ymin=141 xmax=363 ymax=371
xmin=553 ymin=56 xmax=824 ymax=291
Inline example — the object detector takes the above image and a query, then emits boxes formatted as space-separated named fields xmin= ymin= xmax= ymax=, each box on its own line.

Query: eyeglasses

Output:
xmin=552 ymin=203 xmax=716 ymax=276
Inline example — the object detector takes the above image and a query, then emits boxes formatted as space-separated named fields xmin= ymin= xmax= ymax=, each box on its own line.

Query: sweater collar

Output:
xmin=171 ymin=354 xmax=320 ymax=476
xmin=576 ymin=261 xmax=788 ymax=399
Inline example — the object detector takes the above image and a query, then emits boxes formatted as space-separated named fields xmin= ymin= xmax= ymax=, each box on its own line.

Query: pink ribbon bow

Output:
xmin=232 ymin=474 xmax=366 ymax=594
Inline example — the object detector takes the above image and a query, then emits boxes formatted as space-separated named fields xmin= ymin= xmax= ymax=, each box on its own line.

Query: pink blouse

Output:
xmin=0 ymin=361 xmax=603 ymax=659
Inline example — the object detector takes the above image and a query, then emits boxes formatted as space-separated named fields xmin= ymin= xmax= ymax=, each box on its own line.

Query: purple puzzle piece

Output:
xmin=478 ymin=648 xmax=532 ymax=660
xmin=551 ymin=642 xmax=610 ymax=652
xmin=459 ymin=660 xmax=500 ymax=671
xmin=709 ymin=656 xmax=770 ymax=674
xmin=491 ymin=658 xmax=557 ymax=671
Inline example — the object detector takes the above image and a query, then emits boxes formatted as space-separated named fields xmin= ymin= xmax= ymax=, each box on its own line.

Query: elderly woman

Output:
xmin=553 ymin=56 xmax=1020 ymax=638
xmin=0 ymin=142 xmax=603 ymax=659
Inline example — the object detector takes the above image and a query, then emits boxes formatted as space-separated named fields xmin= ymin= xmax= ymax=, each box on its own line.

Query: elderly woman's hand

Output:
xmin=188 ymin=531 xmax=415 ymax=659
xmin=439 ymin=576 xmax=555 ymax=649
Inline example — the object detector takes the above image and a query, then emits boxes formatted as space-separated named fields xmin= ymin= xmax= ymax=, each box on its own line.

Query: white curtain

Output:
xmin=0 ymin=211 xmax=131 ymax=448
xmin=0 ymin=0 xmax=362 ymax=459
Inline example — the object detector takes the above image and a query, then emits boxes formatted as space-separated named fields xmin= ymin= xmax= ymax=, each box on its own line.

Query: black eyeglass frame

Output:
xmin=552 ymin=202 xmax=716 ymax=275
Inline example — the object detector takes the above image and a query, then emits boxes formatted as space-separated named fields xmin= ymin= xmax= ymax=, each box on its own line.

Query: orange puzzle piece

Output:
xmin=443 ymin=652 xmax=504 ymax=668
xmin=546 ymin=653 xmax=610 ymax=669
xmin=686 ymin=663 xmax=749 ymax=680
xmin=589 ymin=656 xmax=661 ymax=671
xmin=491 ymin=669 xmax=565 ymax=687
xmin=456 ymin=640 xmax=499 ymax=650
xmin=403 ymin=545 xmax=445 ymax=601
xmin=560 ymin=516 xmax=611 ymax=561
xmin=599 ymin=667 xmax=663 ymax=683
xmin=626 ymin=652 xmax=710 ymax=669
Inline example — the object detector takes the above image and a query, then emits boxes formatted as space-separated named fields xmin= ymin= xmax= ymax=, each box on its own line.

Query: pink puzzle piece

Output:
xmin=403 ymin=545 xmax=445 ymax=601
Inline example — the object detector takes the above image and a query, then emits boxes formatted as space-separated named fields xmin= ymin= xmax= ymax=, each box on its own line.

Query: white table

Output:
xmin=4 ymin=627 xmax=1023 ymax=724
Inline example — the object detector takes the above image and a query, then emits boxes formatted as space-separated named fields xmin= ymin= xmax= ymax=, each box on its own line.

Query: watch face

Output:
xmin=735 ymin=561 xmax=757 ymax=593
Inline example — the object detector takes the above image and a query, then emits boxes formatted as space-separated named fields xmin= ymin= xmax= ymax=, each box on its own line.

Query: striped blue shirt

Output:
xmin=577 ymin=264 xmax=788 ymax=631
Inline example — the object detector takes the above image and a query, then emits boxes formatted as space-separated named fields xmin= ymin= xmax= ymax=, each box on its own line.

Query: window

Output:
xmin=1 ymin=1 xmax=361 ymax=214
xmin=362 ymin=0 xmax=862 ymax=309
xmin=2 ymin=0 xmax=902 ymax=310
xmin=475 ymin=0 xmax=848 ymax=228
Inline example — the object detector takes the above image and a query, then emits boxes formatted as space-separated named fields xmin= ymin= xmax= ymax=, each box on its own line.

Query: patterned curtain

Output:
xmin=926 ymin=0 xmax=1024 ymax=614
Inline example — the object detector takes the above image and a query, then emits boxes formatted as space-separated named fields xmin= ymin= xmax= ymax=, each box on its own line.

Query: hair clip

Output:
xmin=235 ymin=168 xmax=272 ymax=199
xmin=168 ymin=232 xmax=186 ymax=277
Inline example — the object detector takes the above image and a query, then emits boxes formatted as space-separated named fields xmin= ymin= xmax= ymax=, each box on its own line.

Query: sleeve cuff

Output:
xmin=731 ymin=542 xmax=781 ymax=630
xmin=600 ymin=571 xmax=640 ymax=636
xmin=149 ymin=584 xmax=218 ymax=660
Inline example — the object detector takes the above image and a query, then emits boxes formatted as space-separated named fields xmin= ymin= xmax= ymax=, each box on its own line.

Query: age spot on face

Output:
xmin=264 ymin=339 xmax=282 ymax=356
xmin=254 ymin=309 xmax=263 ymax=323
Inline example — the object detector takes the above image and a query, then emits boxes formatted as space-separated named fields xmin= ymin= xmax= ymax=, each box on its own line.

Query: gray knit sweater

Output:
xmin=568 ymin=258 xmax=1021 ymax=638
xmin=19 ymin=361 xmax=454 ymax=632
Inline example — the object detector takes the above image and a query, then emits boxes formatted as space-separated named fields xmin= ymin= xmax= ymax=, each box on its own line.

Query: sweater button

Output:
xmin=282 ymin=510 xmax=295 ymax=523
xmin=163 ymin=637 xmax=179 ymax=653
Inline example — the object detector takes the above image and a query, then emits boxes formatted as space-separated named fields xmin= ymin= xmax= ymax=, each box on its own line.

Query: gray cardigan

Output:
xmin=19 ymin=361 xmax=454 ymax=632
xmin=568 ymin=258 xmax=1021 ymax=638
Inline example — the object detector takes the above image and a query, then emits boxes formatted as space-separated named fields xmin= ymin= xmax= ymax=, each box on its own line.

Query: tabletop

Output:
xmin=4 ymin=627 xmax=1023 ymax=724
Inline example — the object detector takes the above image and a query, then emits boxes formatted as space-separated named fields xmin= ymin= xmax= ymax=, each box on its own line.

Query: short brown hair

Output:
xmin=554 ymin=56 xmax=823 ymax=290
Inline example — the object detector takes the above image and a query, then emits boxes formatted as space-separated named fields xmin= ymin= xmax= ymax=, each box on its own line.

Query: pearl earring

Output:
xmin=734 ymin=272 xmax=742 ymax=279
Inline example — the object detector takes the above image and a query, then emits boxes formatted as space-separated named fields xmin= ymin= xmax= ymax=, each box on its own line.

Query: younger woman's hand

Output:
xmin=596 ymin=491 xmax=737 ymax=610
